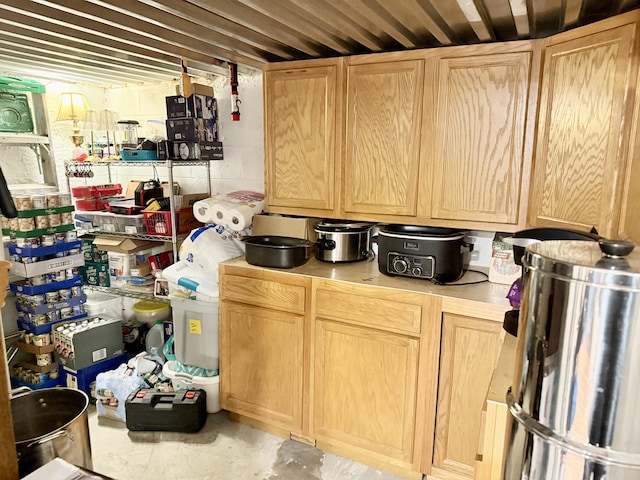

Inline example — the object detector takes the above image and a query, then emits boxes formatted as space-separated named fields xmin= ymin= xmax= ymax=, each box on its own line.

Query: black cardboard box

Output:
xmin=165 ymin=95 xmax=217 ymax=120
xmin=166 ymin=141 xmax=223 ymax=161
xmin=166 ymin=117 xmax=217 ymax=142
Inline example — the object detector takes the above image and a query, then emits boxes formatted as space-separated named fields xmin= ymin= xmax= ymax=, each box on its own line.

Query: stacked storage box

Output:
xmin=165 ymin=86 xmax=223 ymax=161
xmin=79 ymin=238 xmax=110 ymax=287
xmin=2 ymin=191 xmax=87 ymax=389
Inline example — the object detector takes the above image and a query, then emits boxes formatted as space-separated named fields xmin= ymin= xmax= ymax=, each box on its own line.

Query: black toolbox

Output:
xmin=125 ymin=388 xmax=207 ymax=433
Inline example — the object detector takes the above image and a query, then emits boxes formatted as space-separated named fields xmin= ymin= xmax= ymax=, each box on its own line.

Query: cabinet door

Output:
xmin=428 ymin=51 xmax=533 ymax=225
xmin=343 ymin=59 xmax=424 ymax=217
xmin=264 ymin=59 xmax=343 ymax=217
xmin=219 ymin=302 xmax=304 ymax=433
xmin=529 ymin=24 xmax=636 ymax=236
xmin=314 ymin=319 xmax=419 ymax=474
xmin=432 ymin=314 xmax=502 ymax=479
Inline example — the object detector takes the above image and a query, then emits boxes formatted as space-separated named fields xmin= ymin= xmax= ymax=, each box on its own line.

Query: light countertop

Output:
xmin=222 ymin=256 xmax=513 ymax=309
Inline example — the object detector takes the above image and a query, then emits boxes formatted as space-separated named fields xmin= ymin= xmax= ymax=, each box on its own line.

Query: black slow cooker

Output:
xmin=376 ymin=225 xmax=473 ymax=283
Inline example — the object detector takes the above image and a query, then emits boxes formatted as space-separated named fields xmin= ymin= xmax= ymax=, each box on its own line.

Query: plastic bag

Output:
xmin=95 ymin=363 xmax=146 ymax=422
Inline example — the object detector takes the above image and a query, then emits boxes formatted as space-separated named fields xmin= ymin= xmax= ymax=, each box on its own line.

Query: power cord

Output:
xmin=430 ymin=269 xmax=489 ymax=286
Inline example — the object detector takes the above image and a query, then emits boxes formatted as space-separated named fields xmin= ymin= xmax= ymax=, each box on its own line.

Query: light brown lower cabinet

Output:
xmin=431 ymin=313 xmax=504 ymax=480
xmin=219 ymin=264 xmax=507 ymax=479
xmin=219 ymin=267 xmax=311 ymax=438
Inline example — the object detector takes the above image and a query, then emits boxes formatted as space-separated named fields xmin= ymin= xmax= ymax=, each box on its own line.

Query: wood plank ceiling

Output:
xmin=0 ymin=0 xmax=638 ymax=85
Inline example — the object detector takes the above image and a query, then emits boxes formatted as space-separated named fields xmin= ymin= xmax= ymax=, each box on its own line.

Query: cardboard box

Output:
xmin=80 ymin=261 xmax=110 ymax=287
xmin=175 ymin=193 xmax=209 ymax=210
xmin=166 ymin=117 xmax=217 ymax=142
xmin=54 ymin=316 xmax=124 ymax=370
xmin=167 ymin=141 xmax=223 ymax=161
xmin=93 ymin=236 xmax=156 ymax=254
xmin=165 ymin=94 xmax=217 ymax=120
xmin=125 ymin=181 xmax=180 ymax=198
xmin=130 ymin=261 xmax=151 ymax=277
xmin=488 ymin=234 xmax=522 ymax=285
xmin=252 ymin=213 xmax=317 ymax=241
xmin=191 ymin=83 xmax=214 ymax=96
xmin=148 ymin=251 xmax=174 ymax=275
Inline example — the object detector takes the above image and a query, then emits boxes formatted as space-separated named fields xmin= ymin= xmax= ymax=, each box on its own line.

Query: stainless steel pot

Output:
xmin=12 ymin=387 xmax=92 ymax=477
xmin=504 ymin=239 xmax=640 ymax=479
xmin=314 ymin=221 xmax=374 ymax=263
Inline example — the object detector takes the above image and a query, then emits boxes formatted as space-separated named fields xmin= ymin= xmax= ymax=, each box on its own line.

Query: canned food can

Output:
xmin=45 ymin=193 xmax=60 ymax=208
xmin=9 ymin=254 xmax=20 ymax=262
xmin=21 ymin=256 xmax=37 ymax=264
xmin=48 ymin=369 xmax=59 ymax=379
xmin=30 ymin=194 xmax=46 ymax=209
xmin=58 ymin=193 xmax=72 ymax=206
xmin=16 ymin=237 xmax=30 ymax=247
xmin=8 ymin=217 xmax=19 ymax=231
xmin=41 ymin=234 xmax=55 ymax=246
xmin=35 ymin=353 xmax=52 ymax=366
xmin=59 ymin=288 xmax=72 ymax=300
xmin=29 ymin=294 xmax=45 ymax=306
xmin=54 ymin=232 xmax=66 ymax=243
xmin=18 ymin=218 xmax=35 ymax=232
xmin=34 ymin=215 xmax=49 ymax=229
xmin=64 ymin=268 xmax=75 ymax=279
xmin=60 ymin=212 xmax=73 ymax=225
xmin=60 ymin=307 xmax=73 ymax=318
xmin=23 ymin=333 xmax=33 ymax=344
xmin=33 ymin=314 xmax=48 ymax=326
xmin=13 ymin=195 xmax=32 ymax=211
xmin=68 ymin=248 xmax=81 ymax=256
xmin=29 ymin=274 xmax=46 ymax=286
xmin=71 ymin=286 xmax=82 ymax=297
xmin=65 ymin=230 xmax=78 ymax=242
xmin=45 ymin=291 xmax=59 ymax=303
xmin=33 ymin=335 xmax=45 ymax=346
xmin=47 ymin=213 xmax=61 ymax=227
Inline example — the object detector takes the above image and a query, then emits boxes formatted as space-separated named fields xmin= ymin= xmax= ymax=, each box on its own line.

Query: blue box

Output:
xmin=61 ymin=352 xmax=129 ymax=398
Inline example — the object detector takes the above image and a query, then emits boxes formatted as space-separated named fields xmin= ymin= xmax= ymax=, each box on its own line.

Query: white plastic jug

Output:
xmin=145 ymin=320 xmax=165 ymax=361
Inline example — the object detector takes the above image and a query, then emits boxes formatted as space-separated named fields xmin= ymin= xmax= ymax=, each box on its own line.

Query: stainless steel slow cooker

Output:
xmin=376 ymin=224 xmax=472 ymax=283
xmin=314 ymin=221 xmax=375 ymax=263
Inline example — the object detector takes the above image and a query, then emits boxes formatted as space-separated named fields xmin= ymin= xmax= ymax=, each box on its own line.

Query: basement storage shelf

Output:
xmin=65 ymin=159 xmax=212 ymax=261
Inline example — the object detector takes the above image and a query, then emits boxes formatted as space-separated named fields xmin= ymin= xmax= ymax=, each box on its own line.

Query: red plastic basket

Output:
xmin=142 ymin=208 xmax=202 ymax=236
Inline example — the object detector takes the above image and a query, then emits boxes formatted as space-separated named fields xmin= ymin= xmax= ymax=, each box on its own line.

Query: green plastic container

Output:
xmin=0 ymin=92 xmax=34 ymax=133
xmin=0 ymin=76 xmax=45 ymax=133
xmin=0 ymin=76 xmax=46 ymax=94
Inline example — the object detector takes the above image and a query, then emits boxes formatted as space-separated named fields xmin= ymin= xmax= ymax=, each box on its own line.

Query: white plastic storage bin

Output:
xmin=84 ymin=291 xmax=122 ymax=319
xmin=162 ymin=360 xmax=221 ymax=413
xmin=170 ymin=296 xmax=218 ymax=371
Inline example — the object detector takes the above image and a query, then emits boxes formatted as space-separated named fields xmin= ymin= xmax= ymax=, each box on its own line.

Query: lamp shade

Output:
xmin=56 ymin=93 xmax=88 ymax=122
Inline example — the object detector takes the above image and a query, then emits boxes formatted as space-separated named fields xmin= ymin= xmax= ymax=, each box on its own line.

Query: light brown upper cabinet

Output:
xmin=264 ymin=58 xmax=344 ymax=219
xmin=528 ymin=17 xmax=639 ymax=239
xmin=343 ymin=57 xmax=425 ymax=218
xmin=423 ymin=43 xmax=540 ymax=229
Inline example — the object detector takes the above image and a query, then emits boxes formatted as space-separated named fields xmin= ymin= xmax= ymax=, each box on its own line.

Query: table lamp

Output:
xmin=56 ymin=93 xmax=88 ymax=147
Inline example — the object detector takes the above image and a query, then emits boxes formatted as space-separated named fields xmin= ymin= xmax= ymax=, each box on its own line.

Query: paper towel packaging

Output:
xmin=192 ymin=191 xmax=264 ymax=230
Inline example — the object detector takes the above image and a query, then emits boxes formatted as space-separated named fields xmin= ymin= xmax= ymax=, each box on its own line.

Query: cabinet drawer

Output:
xmin=314 ymin=281 xmax=422 ymax=335
xmin=221 ymin=274 xmax=307 ymax=314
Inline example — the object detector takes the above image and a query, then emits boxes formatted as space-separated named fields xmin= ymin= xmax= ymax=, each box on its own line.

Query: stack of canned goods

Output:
xmin=11 ymin=191 xmax=73 ymax=211
xmin=53 ymin=316 xmax=111 ymax=361
xmin=1 ymin=191 xmax=74 ymax=233
xmin=12 ymin=364 xmax=59 ymax=385
xmin=15 ymin=285 xmax=85 ymax=327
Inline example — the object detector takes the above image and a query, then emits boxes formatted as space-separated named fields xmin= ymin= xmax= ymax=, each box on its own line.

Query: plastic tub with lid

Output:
xmin=132 ymin=300 xmax=170 ymax=325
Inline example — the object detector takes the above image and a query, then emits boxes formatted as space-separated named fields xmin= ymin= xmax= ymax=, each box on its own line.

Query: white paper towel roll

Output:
xmin=193 ymin=198 xmax=218 ymax=223
xmin=227 ymin=201 xmax=264 ymax=231
xmin=192 ymin=192 xmax=264 ymax=229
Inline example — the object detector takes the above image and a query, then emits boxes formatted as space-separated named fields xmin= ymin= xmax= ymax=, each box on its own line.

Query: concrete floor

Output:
xmin=88 ymin=406 xmax=409 ymax=480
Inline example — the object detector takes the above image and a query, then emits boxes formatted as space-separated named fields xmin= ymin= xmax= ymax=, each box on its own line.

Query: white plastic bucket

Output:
xmin=162 ymin=360 xmax=220 ymax=413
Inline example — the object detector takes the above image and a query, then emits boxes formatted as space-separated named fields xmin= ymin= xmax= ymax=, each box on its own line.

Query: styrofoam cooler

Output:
xmin=170 ymin=296 xmax=219 ymax=371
